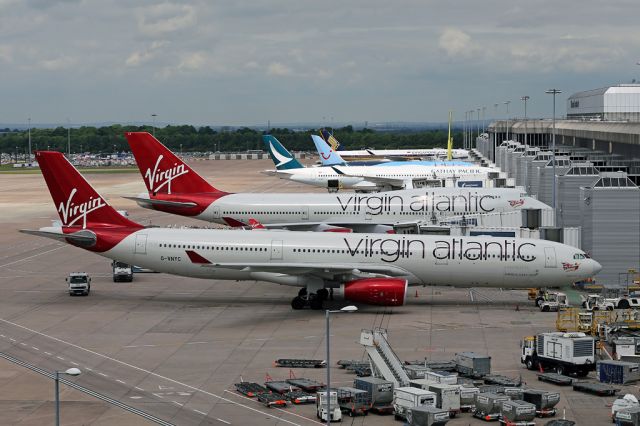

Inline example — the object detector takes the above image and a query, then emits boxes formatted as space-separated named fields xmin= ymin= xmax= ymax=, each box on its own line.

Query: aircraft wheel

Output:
xmin=317 ymin=288 xmax=329 ymax=301
xmin=298 ymin=288 xmax=307 ymax=297
xmin=310 ymin=297 xmax=324 ymax=310
xmin=291 ymin=297 xmax=305 ymax=310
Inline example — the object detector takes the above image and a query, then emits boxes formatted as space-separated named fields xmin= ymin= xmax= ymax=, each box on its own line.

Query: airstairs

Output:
xmin=360 ymin=328 xmax=410 ymax=387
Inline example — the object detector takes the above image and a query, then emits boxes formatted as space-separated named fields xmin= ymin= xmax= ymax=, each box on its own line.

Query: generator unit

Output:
xmin=521 ymin=332 xmax=596 ymax=376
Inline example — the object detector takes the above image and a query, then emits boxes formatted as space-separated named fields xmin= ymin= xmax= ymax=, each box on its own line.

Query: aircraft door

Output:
xmin=544 ymin=247 xmax=557 ymax=268
xmin=135 ymin=234 xmax=147 ymax=255
xmin=271 ymin=240 xmax=283 ymax=260
xmin=301 ymin=206 xmax=309 ymax=221
xmin=212 ymin=205 xmax=220 ymax=219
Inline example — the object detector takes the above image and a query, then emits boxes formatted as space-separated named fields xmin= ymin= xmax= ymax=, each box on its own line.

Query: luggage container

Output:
xmin=522 ymin=389 xmax=560 ymax=417
xmin=597 ymin=360 xmax=640 ymax=385
xmin=425 ymin=370 xmax=458 ymax=385
xmin=455 ymin=352 xmax=492 ymax=377
xmin=500 ymin=400 xmax=536 ymax=424
xmin=286 ymin=378 xmax=324 ymax=392
xmin=393 ymin=387 xmax=437 ymax=420
xmin=337 ymin=387 xmax=371 ymax=417
xmin=354 ymin=377 xmax=394 ymax=413
xmin=428 ymin=383 xmax=461 ymax=417
xmin=473 ymin=392 xmax=510 ymax=421
xmin=406 ymin=365 xmax=432 ymax=380
xmin=503 ymin=387 xmax=524 ymax=401
xmin=616 ymin=406 xmax=640 ymax=426
xmin=274 ymin=358 xmax=326 ymax=368
xmin=407 ymin=405 xmax=450 ymax=426
xmin=257 ymin=392 xmax=287 ymax=408
xmin=410 ymin=378 xmax=436 ymax=390
xmin=459 ymin=386 xmax=479 ymax=411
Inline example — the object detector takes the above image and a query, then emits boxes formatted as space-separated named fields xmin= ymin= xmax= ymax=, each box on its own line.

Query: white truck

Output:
xmin=112 ymin=261 xmax=133 ymax=282
xmin=521 ymin=332 xmax=596 ymax=377
xmin=428 ymin=383 xmax=461 ymax=417
xmin=66 ymin=272 xmax=91 ymax=296
xmin=539 ymin=292 xmax=569 ymax=312
xmin=581 ymin=294 xmax=615 ymax=311
xmin=316 ymin=391 xmax=342 ymax=422
xmin=393 ymin=386 xmax=436 ymax=420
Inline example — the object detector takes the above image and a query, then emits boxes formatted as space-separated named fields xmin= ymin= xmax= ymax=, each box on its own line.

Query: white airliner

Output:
xmin=319 ymin=129 xmax=469 ymax=160
xmin=124 ymin=132 xmax=549 ymax=233
xmin=263 ymin=135 xmax=497 ymax=191
xmin=21 ymin=151 xmax=601 ymax=310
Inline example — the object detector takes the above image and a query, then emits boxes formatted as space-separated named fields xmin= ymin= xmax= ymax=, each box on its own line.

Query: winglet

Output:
xmin=262 ymin=135 xmax=304 ymax=170
xmin=311 ymin=135 xmax=347 ymax=166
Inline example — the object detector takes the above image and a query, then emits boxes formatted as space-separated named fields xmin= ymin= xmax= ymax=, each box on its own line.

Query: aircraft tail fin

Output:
xmin=248 ymin=218 xmax=266 ymax=230
xmin=320 ymin=129 xmax=342 ymax=151
xmin=262 ymin=135 xmax=304 ymax=170
xmin=125 ymin=132 xmax=220 ymax=195
xmin=35 ymin=151 xmax=142 ymax=230
xmin=311 ymin=135 xmax=347 ymax=166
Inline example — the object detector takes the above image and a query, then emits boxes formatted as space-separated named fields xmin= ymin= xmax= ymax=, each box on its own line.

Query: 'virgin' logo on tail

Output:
xmin=58 ymin=188 xmax=107 ymax=228
xmin=144 ymin=155 xmax=189 ymax=194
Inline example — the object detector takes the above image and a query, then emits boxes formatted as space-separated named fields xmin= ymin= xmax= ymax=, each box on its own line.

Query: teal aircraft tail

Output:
xmin=262 ymin=135 xmax=304 ymax=170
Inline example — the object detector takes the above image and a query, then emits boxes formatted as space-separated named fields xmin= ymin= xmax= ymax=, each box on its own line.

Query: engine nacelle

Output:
xmin=338 ymin=278 xmax=408 ymax=306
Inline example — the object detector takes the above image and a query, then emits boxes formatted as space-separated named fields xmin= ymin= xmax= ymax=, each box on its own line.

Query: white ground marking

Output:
xmin=44 ymin=351 xmax=52 ymax=355
xmin=0 ymin=317 xmax=306 ymax=426
xmin=193 ymin=409 xmax=207 ymax=415
xmin=116 ymin=379 xmax=126 ymax=384
xmin=70 ymin=361 xmax=79 ymax=366
xmin=134 ymin=386 xmax=144 ymax=391
xmin=98 ymin=372 xmax=108 ymax=377
xmin=31 ymin=347 xmax=39 ymax=351
xmin=216 ymin=418 xmax=231 ymax=424
xmin=172 ymin=401 xmax=183 ymax=406
xmin=186 ymin=341 xmax=208 ymax=345
xmin=56 ymin=356 xmax=65 ymax=360
xmin=0 ymin=246 xmax=65 ymax=269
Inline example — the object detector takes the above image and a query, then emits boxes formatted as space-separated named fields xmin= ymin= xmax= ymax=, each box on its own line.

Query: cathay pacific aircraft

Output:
xmin=22 ymin=151 xmax=601 ymax=310
xmin=124 ymin=132 xmax=548 ymax=233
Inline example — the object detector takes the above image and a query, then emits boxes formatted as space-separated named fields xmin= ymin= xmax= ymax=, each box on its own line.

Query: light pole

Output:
xmin=504 ymin=101 xmax=511 ymax=142
xmin=27 ymin=117 xmax=31 ymax=165
xmin=325 ymin=305 xmax=357 ymax=425
xmin=521 ymin=96 xmax=530 ymax=192
xmin=476 ymin=108 xmax=480 ymax=140
xmin=151 ymin=113 xmax=157 ymax=136
xmin=545 ymin=89 xmax=562 ymax=225
xmin=67 ymin=118 xmax=71 ymax=157
xmin=482 ymin=106 xmax=486 ymax=134
xmin=55 ymin=367 xmax=81 ymax=426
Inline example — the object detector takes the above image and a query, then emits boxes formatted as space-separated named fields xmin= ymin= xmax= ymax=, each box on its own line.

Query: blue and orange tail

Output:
xmin=320 ymin=129 xmax=342 ymax=151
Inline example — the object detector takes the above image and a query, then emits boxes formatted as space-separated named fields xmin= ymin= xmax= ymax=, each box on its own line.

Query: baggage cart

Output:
xmin=234 ymin=382 xmax=269 ymax=397
xmin=337 ymin=387 xmax=371 ymax=417
xmin=353 ymin=365 xmax=371 ymax=377
xmin=286 ymin=378 xmax=324 ymax=392
xmin=405 ymin=360 xmax=457 ymax=371
xmin=503 ymin=387 xmax=523 ymax=400
xmin=407 ymin=405 xmax=450 ymax=426
xmin=500 ymin=400 xmax=536 ymax=424
xmin=257 ymin=392 xmax=287 ymax=408
xmin=455 ymin=352 xmax=492 ymax=377
xmin=522 ymin=389 xmax=560 ymax=417
xmin=615 ymin=406 xmax=640 ymax=426
xmin=406 ymin=364 xmax=432 ymax=380
xmin=484 ymin=375 xmax=521 ymax=387
xmin=284 ymin=390 xmax=315 ymax=404
xmin=274 ymin=358 xmax=326 ymax=368
xmin=597 ymin=360 xmax=640 ymax=385
xmin=537 ymin=373 xmax=573 ymax=386
xmin=472 ymin=392 xmax=510 ymax=421
xmin=265 ymin=381 xmax=299 ymax=394
xmin=337 ymin=359 xmax=367 ymax=369
xmin=354 ymin=377 xmax=394 ymax=414
xmin=572 ymin=381 xmax=618 ymax=396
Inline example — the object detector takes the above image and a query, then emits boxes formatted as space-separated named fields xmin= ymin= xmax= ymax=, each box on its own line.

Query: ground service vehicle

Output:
xmin=354 ymin=377 xmax=394 ymax=413
xmin=500 ymin=399 xmax=536 ymax=424
xmin=581 ymin=294 xmax=615 ymax=311
xmin=428 ymin=383 xmax=461 ymax=417
xmin=539 ymin=292 xmax=569 ymax=312
xmin=406 ymin=405 xmax=450 ymax=426
xmin=455 ymin=352 xmax=491 ymax=377
xmin=393 ymin=387 xmax=437 ymax=420
xmin=472 ymin=393 xmax=510 ymax=421
xmin=66 ymin=272 xmax=91 ymax=296
xmin=337 ymin=387 xmax=370 ymax=416
xmin=112 ymin=261 xmax=133 ymax=282
xmin=317 ymin=391 xmax=342 ymax=422
xmin=521 ymin=332 xmax=596 ymax=376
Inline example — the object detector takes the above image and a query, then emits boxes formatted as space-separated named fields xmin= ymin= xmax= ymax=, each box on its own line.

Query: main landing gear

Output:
xmin=291 ymin=288 xmax=331 ymax=310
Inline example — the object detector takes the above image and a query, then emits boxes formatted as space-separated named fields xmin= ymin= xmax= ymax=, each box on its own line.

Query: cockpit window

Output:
xmin=573 ymin=253 xmax=586 ymax=259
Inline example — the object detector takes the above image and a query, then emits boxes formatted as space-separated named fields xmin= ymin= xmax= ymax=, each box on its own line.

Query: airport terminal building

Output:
xmin=566 ymin=84 xmax=640 ymax=122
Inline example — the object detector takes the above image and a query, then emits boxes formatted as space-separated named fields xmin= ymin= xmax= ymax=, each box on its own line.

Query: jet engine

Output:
xmin=338 ymin=278 xmax=408 ymax=306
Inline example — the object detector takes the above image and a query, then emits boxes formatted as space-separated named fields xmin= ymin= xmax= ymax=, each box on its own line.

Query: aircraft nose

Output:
xmin=591 ymin=260 xmax=602 ymax=275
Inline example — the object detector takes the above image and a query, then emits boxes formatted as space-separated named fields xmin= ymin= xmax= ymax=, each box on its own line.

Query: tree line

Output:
xmin=0 ymin=125 xmax=464 ymax=154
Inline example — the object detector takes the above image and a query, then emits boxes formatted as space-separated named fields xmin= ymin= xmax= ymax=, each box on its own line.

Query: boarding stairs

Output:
xmin=360 ymin=328 xmax=410 ymax=388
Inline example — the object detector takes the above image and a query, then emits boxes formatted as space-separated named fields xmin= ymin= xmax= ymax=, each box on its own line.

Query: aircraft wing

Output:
xmin=210 ymin=262 xmax=410 ymax=277
xmin=123 ymin=196 xmax=197 ymax=209
xmin=20 ymin=229 xmax=97 ymax=246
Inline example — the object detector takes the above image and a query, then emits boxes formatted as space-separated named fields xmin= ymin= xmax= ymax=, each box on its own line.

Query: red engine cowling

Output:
xmin=340 ymin=278 xmax=408 ymax=306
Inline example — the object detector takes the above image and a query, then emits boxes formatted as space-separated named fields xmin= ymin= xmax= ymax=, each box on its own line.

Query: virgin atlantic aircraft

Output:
xmin=21 ymin=151 xmax=601 ymax=310
xmin=124 ymin=132 xmax=549 ymax=233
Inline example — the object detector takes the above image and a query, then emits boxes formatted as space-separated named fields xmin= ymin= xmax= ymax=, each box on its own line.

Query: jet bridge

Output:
xmin=360 ymin=328 xmax=410 ymax=388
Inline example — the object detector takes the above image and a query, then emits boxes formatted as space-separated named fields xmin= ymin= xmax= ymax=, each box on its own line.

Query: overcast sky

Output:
xmin=1 ymin=0 xmax=639 ymax=126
